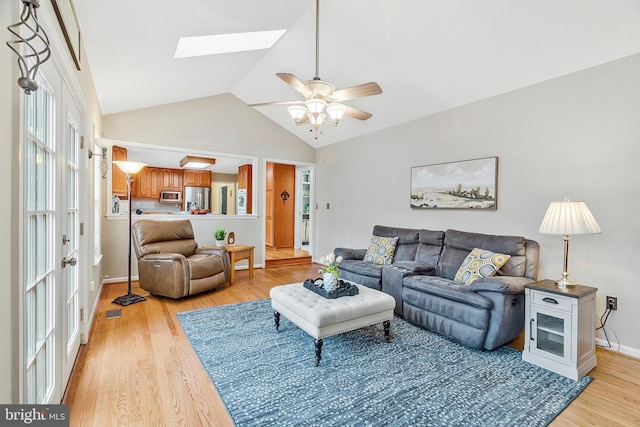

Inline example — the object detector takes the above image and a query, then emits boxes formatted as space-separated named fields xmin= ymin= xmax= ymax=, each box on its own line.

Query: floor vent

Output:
xmin=106 ymin=309 xmax=122 ymax=319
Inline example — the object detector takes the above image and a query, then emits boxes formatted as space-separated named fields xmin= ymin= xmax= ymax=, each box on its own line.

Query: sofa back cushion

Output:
xmin=132 ymin=219 xmax=198 ymax=259
xmin=436 ymin=229 xmax=527 ymax=280
xmin=372 ymin=225 xmax=420 ymax=262
xmin=415 ymin=229 xmax=445 ymax=267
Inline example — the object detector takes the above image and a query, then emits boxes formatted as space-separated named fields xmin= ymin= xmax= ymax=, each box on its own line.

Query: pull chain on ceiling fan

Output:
xmin=248 ymin=0 xmax=382 ymax=139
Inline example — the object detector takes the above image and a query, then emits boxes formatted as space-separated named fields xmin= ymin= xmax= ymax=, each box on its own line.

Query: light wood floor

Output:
xmin=64 ymin=265 xmax=640 ymax=426
xmin=265 ymin=247 xmax=312 ymax=267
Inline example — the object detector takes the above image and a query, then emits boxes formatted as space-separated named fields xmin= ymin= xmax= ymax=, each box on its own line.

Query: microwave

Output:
xmin=159 ymin=190 xmax=182 ymax=203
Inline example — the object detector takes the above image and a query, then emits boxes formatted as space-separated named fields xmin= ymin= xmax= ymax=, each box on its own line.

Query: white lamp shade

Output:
xmin=305 ymin=98 xmax=326 ymax=114
xmin=539 ymin=199 xmax=602 ymax=235
xmin=309 ymin=112 xmax=326 ymax=127
xmin=287 ymin=105 xmax=307 ymax=122
xmin=113 ymin=160 xmax=146 ymax=175
xmin=326 ymin=103 xmax=346 ymax=124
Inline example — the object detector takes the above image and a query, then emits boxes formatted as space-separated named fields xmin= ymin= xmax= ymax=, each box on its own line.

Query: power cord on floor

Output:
xmin=595 ymin=301 xmax=620 ymax=352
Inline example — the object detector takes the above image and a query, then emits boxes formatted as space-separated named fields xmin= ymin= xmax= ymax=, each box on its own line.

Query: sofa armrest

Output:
xmin=334 ymin=247 xmax=366 ymax=260
xmin=392 ymin=260 xmax=435 ymax=274
xmin=470 ymin=276 xmax=534 ymax=294
xmin=138 ymin=254 xmax=189 ymax=298
xmin=196 ymin=246 xmax=231 ymax=283
xmin=142 ymin=253 xmax=187 ymax=262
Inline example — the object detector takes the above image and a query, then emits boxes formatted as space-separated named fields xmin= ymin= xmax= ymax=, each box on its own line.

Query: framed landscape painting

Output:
xmin=410 ymin=157 xmax=498 ymax=209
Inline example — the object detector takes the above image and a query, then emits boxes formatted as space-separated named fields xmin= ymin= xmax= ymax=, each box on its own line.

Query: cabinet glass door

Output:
xmin=530 ymin=306 xmax=572 ymax=365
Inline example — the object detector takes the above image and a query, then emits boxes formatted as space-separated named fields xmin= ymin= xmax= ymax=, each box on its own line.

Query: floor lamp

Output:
xmin=539 ymin=198 xmax=601 ymax=288
xmin=112 ymin=160 xmax=147 ymax=306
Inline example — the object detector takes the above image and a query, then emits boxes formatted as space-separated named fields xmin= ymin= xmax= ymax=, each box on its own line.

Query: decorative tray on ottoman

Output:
xmin=303 ymin=278 xmax=359 ymax=299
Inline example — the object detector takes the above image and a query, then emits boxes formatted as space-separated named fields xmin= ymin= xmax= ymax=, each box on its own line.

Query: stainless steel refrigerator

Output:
xmin=184 ymin=186 xmax=211 ymax=211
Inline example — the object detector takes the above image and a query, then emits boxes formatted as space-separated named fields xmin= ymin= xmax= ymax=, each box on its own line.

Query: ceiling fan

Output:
xmin=248 ymin=0 xmax=382 ymax=137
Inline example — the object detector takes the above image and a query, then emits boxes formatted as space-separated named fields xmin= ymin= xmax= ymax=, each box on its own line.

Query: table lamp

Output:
xmin=539 ymin=198 xmax=601 ymax=288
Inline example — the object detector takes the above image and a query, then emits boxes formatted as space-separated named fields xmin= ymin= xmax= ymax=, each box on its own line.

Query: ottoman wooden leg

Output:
xmin=274 ymin=311 xmax=280 ymax=331
xmin=314 ymin=339 xmax=323 ymax=367
xmin=383 ymin=320 xmax=391 ymax=342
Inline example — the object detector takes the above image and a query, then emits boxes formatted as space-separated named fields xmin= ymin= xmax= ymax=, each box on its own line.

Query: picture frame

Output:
xmin=51 ymin=0 xmax=82 ymax=70
xmin=410 ymin=157 xmax=498 ymax=209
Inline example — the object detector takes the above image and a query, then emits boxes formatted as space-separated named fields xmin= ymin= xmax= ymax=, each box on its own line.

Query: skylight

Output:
xmin=174 ymin=29 xmax=287 ymax=58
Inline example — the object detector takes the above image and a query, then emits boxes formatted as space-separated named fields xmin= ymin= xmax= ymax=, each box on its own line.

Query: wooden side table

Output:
xmin=522 ymin=279 xmax=598 ymax=380
xmin=225 ymin=244 xmax=255 ymax=284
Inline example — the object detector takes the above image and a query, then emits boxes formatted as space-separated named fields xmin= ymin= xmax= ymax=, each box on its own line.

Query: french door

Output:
xmin=23 ymin=63 xmax=82 ymax=404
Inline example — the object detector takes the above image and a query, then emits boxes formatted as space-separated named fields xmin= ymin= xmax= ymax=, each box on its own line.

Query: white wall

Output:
xmin=100 ymin=94 xmax=315 ymax=279
xmin=2 ymin=0 xmax=18 ymax=404
xmin=315 ymin=53 xmax=640 ymax=354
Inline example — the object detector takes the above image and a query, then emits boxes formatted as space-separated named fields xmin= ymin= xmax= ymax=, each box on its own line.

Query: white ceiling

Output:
xmin=74 ymin=0 xmax=640 ymax=148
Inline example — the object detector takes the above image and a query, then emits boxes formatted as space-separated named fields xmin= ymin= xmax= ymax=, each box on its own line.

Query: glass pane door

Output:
xmin=25 ymin=81 xmax=56 ymax=404
xmin=61 ymin=86 xmax=81 ymax=380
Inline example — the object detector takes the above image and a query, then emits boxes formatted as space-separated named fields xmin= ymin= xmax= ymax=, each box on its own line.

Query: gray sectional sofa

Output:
xmin=334 ymin=225 xmax=540 ymax=350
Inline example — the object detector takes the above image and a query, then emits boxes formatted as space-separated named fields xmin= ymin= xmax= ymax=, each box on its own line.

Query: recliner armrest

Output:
xmin=142 ymin=253 xmax=188 ymax=262
xmin=195 ymin=246 xmax=231 ymax=283
xmin=470 ymin=276 xmax=534 ymax=294
xmin=334 ymin=247 xmax=366 ymax=260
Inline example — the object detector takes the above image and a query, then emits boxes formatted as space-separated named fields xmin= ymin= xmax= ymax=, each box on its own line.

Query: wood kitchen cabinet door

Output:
xmin=238 ymin=164 xmax=253 ymax=214
xmin=183 ymin=169 xmax=211 ymax=187
xmin=111 ymin=145 xmax=128 ymax=198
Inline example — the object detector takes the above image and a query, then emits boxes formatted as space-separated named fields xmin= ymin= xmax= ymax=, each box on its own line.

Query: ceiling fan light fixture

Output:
xmin=326 ymin=103 xmax=346 ymax=125
xmin=180 ymin=155 xmax=216 ymax=169
xmin=305 ymin=98 xmax=326 ymax=114
xmin=310 ymin=113 xmax=326 ymax=128
xmin=287 ymin=105 xmax=307 ymax=124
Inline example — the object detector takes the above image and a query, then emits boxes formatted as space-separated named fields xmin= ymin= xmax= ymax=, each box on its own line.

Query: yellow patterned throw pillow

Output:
xmin=454 ymin=248 xmax=511 ymax=285
xmin=364 ymin=235 xmax=399 ymax=265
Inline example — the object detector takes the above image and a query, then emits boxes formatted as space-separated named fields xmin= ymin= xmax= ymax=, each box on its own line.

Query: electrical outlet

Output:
xmin=606 ymin=295 xmax=617 ymax=311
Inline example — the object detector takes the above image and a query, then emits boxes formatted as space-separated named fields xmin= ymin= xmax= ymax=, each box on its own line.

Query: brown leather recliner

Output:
xmin=131 ymin=219 xmax=230 ymax=299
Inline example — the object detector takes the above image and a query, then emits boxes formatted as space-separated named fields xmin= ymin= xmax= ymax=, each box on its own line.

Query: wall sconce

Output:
xmin=89 ymin=148 xmax=108 ymax=179
xmin=280 ymin=190 xmax=290 ymax=204
xmin=6 ymin=0 xmax=52 ymax=94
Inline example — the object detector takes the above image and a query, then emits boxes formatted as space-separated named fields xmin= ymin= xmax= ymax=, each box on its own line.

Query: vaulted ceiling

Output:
xmin=74 ymin=0 xmax=640 ymax=147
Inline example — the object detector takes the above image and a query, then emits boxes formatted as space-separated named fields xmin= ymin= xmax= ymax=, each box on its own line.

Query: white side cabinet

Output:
xmin=522 ymin=280 xmax=598 ymax=380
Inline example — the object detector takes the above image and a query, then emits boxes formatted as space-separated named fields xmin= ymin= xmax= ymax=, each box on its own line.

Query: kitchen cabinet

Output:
xmin=522 ymin=280 xmax=598 ymax=380
xmin=133 ymin=167 xmax=161 ymax=199
xmin=162 ymin=168 xmax=183 ymax=191
xmin=265 ymin=162 xmax=295 ymax=249
xmin=238 ymin=164 xmax=252 ymax=214
xmin=111 ymin=145 xmax=128 ymax=198
xmin=183 ymin=169 xmax=212 ymax=187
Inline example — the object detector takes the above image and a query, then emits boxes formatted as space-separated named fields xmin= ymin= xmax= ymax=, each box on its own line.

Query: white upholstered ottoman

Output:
xmin=270 ymin=282 xmax=396 ymax=366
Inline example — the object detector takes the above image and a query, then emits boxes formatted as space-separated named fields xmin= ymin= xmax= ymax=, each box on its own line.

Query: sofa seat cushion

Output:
xmin=403 ymin=276 xmax=494 ymax=310
xmin=188 ymin=254 xmax=224 ymax=280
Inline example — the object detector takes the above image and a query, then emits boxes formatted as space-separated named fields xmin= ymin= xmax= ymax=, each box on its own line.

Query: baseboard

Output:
xmin=101 ymin=267 xmax=267 ymax=284
xmin=102 ymin=275 xmax=140 ymax=284
xmin=83 ymin=281 xmax=103 ymax=344
xmin=596 ymin=337 xmax=640 ymax=359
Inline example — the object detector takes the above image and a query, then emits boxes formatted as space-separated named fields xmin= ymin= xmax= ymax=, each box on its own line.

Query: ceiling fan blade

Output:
xmin=331 ymin=82 xmax=382 ymax=102
xmin=276 ymin=73 xmax=314 ymax=98
xmin=343 ymin=104 xmax=373 ymax=121
xmin=248 ymin=100 xmax=303 ymax=107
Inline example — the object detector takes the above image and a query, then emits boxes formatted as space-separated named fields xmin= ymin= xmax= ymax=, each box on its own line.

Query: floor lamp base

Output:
xmin=112 ymin=293 xmax=147 ymax=306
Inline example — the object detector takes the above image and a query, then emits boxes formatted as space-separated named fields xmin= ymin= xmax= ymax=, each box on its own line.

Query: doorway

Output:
xmin=264 ymin=161 xmax=313 ymax=267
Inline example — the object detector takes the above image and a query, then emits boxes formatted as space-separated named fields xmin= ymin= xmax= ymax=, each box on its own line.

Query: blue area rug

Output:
xmin=177 ymin=299 xmax=592 ymax=427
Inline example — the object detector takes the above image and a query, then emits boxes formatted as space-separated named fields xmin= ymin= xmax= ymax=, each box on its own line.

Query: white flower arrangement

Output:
xmin=318 ymin=252 xmax=343 ymax=276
